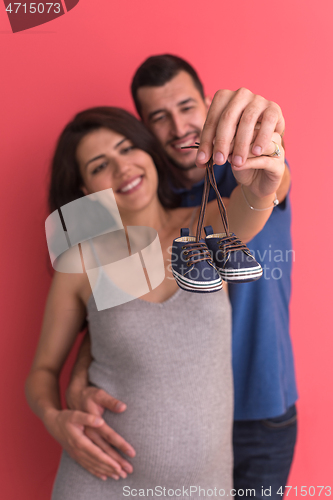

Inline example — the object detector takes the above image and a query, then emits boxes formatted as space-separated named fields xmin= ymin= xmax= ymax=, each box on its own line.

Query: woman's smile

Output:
xmin=77 ymin=128 xmax=159 ymax=213
xmin=116 ymin=175 xmax=144 ymax=195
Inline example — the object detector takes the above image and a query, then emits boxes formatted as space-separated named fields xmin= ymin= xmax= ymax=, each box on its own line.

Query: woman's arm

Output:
xmin=206 ymin=132 xmax=285 ymax=242
xmin=25 ymin=270 xmax=133 ymax=480
xmin=25 ymin=269 xmax=87 ymax=423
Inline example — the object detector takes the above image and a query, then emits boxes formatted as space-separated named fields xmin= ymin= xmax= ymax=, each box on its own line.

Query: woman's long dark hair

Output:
xmin=48 ymin=106 xmax=180 ymax=214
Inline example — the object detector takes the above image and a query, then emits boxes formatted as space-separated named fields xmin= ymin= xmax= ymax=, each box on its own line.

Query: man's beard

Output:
xmin=165 ymin=131 xmax=201 ymax=171
xmin=169 ymin=159 xmax=197 ymax=171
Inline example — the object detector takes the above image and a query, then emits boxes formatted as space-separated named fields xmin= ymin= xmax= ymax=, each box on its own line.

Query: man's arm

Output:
xmin=66 ymin=330 xmax=127 ymax=413
xmin=66 ymin=332 xmax=92 ymax=410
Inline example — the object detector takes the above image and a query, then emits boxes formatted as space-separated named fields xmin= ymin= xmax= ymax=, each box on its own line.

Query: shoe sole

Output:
xmin=172 ymin=269 xmax=223 ymax=293
xmin=175 ymin=279 xmax=223 ymax=293
xmin=218 ymin=266 xmax=263 ymax=283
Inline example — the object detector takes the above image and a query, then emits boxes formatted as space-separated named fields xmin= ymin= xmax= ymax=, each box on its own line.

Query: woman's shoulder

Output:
xmin=48 ymin=262 xmax=88 ymax=311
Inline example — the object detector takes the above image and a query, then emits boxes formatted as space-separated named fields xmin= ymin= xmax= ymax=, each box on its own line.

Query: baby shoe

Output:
xmin=171 ymin=228 xmax=222 ymax=293
xmin=204 ymin=226 xmax=262 ymax=283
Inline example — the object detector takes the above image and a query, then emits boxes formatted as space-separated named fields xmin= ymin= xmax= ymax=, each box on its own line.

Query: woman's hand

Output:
xmin=44 ymin=408 xmax=133 ymax=481
xmin=230 ymin=132 xmax=285 ymax=200
xmin=67 ymin=385 xmax=136 ymax=459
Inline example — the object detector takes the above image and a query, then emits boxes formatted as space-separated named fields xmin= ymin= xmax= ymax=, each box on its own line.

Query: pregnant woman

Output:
xmin=25 ymin=107 xmax=284 ymax=499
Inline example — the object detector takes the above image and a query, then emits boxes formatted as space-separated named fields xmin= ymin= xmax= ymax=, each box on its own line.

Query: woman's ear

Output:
xmin=80 ymin=186 xmax=89 ymax=197
xmin=204 ymin=95 xmax=212 ymax=110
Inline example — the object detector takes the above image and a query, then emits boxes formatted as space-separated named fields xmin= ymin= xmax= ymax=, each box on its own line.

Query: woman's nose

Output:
xmin=111 ymin=156 xmax=131 ymax=177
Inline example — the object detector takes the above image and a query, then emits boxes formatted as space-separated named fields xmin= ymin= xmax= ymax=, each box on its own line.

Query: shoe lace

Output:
xmin=182 ymin=242 xmax=213 ymax=265
xmin=182 ymin=142 xmax=229 ymax=240
xmin=217 ymin=235 xmax=249 ymax=255
xmin=182 ymin=142 xmax=250 ymax=258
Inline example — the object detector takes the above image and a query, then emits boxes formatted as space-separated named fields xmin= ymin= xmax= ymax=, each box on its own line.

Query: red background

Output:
xmin=1 ymin=1 xmax=332 ymax=497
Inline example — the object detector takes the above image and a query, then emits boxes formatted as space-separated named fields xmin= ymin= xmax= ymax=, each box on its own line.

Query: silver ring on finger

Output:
xmin=267 ymin=141 xmax=281 ymax=157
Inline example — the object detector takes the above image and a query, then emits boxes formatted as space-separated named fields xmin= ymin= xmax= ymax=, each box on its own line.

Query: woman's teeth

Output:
xmin=119 ymin=177 xmax=142 ymax=193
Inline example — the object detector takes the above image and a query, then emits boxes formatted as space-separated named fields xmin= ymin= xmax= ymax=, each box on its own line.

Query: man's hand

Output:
xmin=44 ymin=408 xmax=134 ymax=481
xmin=196 ymin=88 xmax=285 ymax=168
xmin=67 ymin=381 xmax=126 ymax=415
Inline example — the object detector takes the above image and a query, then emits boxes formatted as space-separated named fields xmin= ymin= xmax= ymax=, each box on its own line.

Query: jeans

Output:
xmin=233 ymin=404 xmax=297 ymax=500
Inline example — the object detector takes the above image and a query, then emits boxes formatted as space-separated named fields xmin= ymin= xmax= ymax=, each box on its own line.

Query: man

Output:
xmin=66 ymin=55 xmax=297 ymax=498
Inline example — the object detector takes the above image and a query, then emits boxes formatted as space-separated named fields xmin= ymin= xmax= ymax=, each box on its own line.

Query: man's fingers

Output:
xmin=196 ymin=88 xmax=285 ymax=169
xmin=100 ymin=424 xmax=136 ymax=458
xmin=228 ymin=97 xmax=270 ymax=166
xmin=93 ymin=389 xmax=127 ymax=413
xmin=212 ymin=89 xmax=266 ymax=167
xmin=196 ymin=90 xmax=234 ymax=166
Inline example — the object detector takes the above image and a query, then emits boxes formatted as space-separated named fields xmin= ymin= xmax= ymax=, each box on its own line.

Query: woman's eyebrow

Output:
xmin=85 ymin=138 xmax=128 ymax=169
xmin=85 ymin=154 xmax=105 ymax=169
xmin=114 ymin=138 xmax=127 ymax=149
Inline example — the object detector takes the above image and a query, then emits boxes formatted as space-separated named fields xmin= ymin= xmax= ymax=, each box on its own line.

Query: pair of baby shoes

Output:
xmin=172 ymin=144 xmax=262 ymax=293
xmin=171 ymin=226 xmax=262 ymax=293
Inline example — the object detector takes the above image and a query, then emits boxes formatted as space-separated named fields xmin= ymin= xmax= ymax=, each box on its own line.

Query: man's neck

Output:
xmin=168 ymin=161 xmax=206 ymax=190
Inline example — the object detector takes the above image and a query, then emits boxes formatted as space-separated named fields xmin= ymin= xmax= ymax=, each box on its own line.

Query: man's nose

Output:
xmin=170 ymin=113 xmax=187 ymax=138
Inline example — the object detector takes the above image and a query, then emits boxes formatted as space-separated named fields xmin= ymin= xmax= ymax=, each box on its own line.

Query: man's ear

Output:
xmin=204 ymin=95 xmax=212 ymax=110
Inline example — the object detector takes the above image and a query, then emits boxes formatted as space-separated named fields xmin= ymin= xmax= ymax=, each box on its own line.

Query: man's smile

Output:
xmin=168 ymin=133 xmax=199 ymax=153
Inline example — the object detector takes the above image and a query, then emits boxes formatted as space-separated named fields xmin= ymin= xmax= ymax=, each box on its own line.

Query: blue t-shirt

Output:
xmin=173 ymin=162 xmax=298 ymax=420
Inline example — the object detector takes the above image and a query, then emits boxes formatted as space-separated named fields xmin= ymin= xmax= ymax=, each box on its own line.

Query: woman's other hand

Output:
xmin=67 ymin=385 xmax=136 ymax=458
xmin=44 ymin=408 xmax=134 ymax=481
xmin=230 ymin=132 xmax=285 ymax=200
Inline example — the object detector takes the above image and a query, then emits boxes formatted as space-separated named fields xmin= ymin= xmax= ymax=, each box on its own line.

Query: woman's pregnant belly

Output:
xmin=89 ymin=352 xmax=233 ymax=488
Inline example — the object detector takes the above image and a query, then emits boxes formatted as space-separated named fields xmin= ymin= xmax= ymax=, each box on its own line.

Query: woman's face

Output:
xmin=77 ymin=127 xmax=159 ymax=214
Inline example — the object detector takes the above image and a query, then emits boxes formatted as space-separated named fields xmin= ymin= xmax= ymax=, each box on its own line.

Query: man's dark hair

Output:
xmin=131 ymin=54 xmax=205 ymax=118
